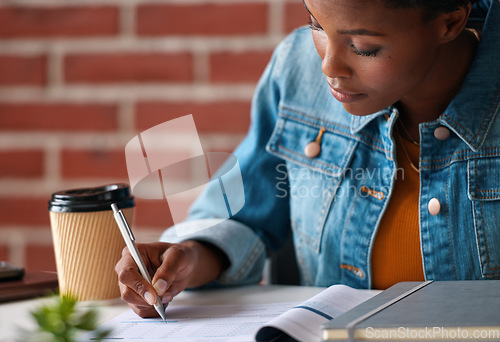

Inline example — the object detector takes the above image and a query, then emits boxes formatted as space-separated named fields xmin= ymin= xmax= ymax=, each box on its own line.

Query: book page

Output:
xmin=77 ymin=301 xmax=300 ymax=342
xmin=255 ymin=285 xmax=377 ymax=342
xmin=78 ymin=285 xmax=376 ymax=342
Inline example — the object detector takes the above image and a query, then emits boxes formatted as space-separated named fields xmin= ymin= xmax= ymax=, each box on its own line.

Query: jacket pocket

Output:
xmin=266 ymin=112 xmax=358 ymax=254
xmin=468 ymin=157 xmax=500 ymax=278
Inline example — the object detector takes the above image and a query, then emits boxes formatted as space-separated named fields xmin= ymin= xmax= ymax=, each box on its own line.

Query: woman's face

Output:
xmin=305 ymin=0 xmax=445 ymax=116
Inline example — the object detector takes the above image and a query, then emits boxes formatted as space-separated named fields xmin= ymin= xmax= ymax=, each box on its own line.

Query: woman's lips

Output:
xmin=330 ymin=87 xmax=366 ymax=103
xmin=326 ymin=80 xmax=366 ymax=103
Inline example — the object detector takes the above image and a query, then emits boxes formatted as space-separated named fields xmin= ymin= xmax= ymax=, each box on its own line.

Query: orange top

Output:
xmin=371 ymin=130 xmax=425 ymax=290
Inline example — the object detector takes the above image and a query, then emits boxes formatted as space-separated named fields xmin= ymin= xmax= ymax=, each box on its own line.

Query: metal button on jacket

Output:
xmin=305 ymin=141 xmax=321 ymax=158
xmin=434 ymin=127 xmax=450 ymax=140
xmin=305 ymin=127 xmax=326 ymax=158
xmin=428 ymin=198 xmax=441 ymax=215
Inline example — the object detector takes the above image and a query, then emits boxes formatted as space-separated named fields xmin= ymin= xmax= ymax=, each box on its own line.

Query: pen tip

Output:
xmin=160 ymin=313 xmax=167 ymax=324
xmin=111 ymin=203 xmax=118 ymax=213
xmin=156 ymin=304 xmax=168 ymax=323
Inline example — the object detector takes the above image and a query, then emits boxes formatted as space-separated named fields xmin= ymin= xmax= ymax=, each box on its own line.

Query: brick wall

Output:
xmin=0 ymin=0 xmax=308 ymax=272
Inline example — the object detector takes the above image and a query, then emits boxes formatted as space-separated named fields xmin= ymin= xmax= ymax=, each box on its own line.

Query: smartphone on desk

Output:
xmin=0 ymin=261 xmax=25 ymax=282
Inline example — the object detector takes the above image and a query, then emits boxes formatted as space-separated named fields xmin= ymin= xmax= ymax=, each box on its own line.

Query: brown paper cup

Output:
xmin=48 ymin=184 xmax=134 ymax=301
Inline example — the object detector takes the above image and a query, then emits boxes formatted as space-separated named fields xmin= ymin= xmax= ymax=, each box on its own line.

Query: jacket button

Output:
xmin=305 ymin=141 xmax=321 ymax=158
xmin=434 ymin=127 xmax=450 ymax=140
xmin=428 ymin=198 xmax=441 ymax=215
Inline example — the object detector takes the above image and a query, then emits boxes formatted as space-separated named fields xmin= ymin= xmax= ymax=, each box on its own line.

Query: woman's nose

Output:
xmin=321 ymin=42 xmax=352 ymax=79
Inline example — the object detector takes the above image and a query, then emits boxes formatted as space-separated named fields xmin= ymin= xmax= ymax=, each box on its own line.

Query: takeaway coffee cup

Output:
xmin=48 ymin=184 xmax=134 ymax=301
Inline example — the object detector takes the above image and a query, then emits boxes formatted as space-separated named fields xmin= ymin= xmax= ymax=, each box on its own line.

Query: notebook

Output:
xmin=322 ymin=280 xmax=500 ymax=341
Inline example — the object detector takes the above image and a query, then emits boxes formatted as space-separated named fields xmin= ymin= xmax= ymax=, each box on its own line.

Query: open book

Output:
xmin=256 ymin=285 xmax=377 ymax=341
xmin=78 ymin=285 xmax=376 ymax=342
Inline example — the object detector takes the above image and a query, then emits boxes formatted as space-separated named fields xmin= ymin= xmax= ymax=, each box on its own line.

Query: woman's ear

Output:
xmin=436 ymin=3 xmax=472 ymax=44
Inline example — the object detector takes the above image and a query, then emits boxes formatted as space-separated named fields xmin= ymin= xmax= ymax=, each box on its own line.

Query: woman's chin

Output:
xmin=341 ymin=102 xmax=389 ymax=117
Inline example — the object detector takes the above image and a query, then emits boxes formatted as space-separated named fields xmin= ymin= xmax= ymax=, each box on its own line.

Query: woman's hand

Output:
xmin=115 ymin=240 xmax=228 ymax=318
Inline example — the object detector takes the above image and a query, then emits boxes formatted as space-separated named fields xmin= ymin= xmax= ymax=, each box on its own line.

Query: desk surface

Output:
xmin=0 ymin=284 xmax=325 ymax=342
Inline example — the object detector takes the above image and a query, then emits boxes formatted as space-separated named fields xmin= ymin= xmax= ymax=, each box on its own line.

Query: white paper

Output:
xmin=78 ymin=301 xmax=299 ymax=342
xmin=78 ymin=285 xmax=377 ymax=342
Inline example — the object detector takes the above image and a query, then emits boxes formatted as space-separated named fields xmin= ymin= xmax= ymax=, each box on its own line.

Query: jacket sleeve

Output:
xmin=160 ymin=36 xmax=293 ymax=286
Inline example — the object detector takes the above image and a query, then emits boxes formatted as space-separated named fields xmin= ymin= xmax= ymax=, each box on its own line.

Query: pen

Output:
xmin=111 ymin=203 xmax=167 ymax=322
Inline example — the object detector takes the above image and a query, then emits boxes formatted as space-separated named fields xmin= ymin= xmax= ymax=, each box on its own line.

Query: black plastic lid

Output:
xmin=48 ymin=184 xmax=134 ymax=213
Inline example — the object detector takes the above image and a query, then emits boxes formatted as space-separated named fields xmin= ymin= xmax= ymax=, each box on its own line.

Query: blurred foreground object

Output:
xmin=27 ymin=295 xmax=110 ymax=342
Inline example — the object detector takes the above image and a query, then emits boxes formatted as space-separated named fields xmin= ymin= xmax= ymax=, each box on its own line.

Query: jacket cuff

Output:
xmin=159 ymin=219 xmax=266 ymax=285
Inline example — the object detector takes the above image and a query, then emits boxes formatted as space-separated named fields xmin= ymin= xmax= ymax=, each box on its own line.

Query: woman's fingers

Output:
xmin=152 ymin=244 xmax=192 ymax=302
xmin=115 ymin=247 xmax=159 ymax=310
xmin=115 ymin=242 xmax=193 ymax=316
xmin=115 ymin=240 xmax=223 ymax=316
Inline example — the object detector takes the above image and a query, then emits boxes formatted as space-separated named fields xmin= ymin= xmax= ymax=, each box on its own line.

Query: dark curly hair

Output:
xmin=384 ymin=0 xmax=481 ymax=21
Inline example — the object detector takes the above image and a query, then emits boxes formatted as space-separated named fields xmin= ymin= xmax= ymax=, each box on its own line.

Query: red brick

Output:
xmin=65 ymin=53 xmax=193 ymax=83
xmin=0 ymin=197 xmax=50 ymax=226
xmin=25 ymin=244 xmax=56 ymax=272
xmin=0 ymin=55 xmax=46 ymax=85
xmin=285 ymin=2 xmax=310 ymax=33
xmin=209 ymin=51 xmax=272 ymax=83
xmin=0 ymin=150 xmax=44 ymax=178
xmin=0 ymin=103 xmax=117 ymax=132
xmin=0 ymin=6 xmax=118 ymax=38
xmin=137 ymin=4 xmax=267 ymax=36
xmin=135 ymin=101 xmax=251 ymax=133
xmin=61 ymin=149 xmax=128 ymax=179
xmin=133 ymin=198 xmax=173 ymax=229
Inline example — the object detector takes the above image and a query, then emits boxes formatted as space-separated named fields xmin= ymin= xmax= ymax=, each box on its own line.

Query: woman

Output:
xmin=115 ymin=0 xmax=499 ymax=318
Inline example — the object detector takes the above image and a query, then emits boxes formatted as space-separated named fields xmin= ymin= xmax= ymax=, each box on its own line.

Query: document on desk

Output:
xmin=256 ymin=285 xmax=376 ymax=342
xmin=78 ymin=285 xmax=376 ymax=342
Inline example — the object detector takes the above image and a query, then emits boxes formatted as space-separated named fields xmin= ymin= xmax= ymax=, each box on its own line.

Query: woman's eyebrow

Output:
xmin=302 ymin=0 xmax=385 ymax=37
xmin=338 ymin=29 xmax=386 ymax=37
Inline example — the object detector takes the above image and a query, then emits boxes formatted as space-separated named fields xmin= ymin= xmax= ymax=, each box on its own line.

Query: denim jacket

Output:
xmin=161 ymin=0 xmax=500 ymax=289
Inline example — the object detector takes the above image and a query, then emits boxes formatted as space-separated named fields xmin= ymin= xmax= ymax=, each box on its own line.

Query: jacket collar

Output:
xmin=440 ymin=0 xmax=500 ymax=152
xmin=351 ymin=0 xmax=499 ymax=152
xmin=350 ymin=108 xmax=392 ymax=133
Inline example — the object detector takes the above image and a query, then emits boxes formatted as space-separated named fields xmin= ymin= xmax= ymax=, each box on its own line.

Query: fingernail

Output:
xmin=153 ymin=279 xmax=168 ymax=295
xmin=162 ymin=295 xmax=173 ymax=304
xmin=144 ymin=291 xmax=155 ymax=305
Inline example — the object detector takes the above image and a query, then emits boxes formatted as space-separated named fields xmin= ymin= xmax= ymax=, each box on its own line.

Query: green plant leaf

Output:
xmin=58 ymin=295 xmax=77 ymax=321
xmin=29 ymin=294 xmax=112 ymax=342
xmin=74 ymin=309 xmax=99 ymax=331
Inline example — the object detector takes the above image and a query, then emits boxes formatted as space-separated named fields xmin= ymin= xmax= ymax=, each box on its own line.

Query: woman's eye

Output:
xmin=308 ymin=17 xmax=323 ymax=32
xmin=351 ymin=44 xmax=379 ymax=57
